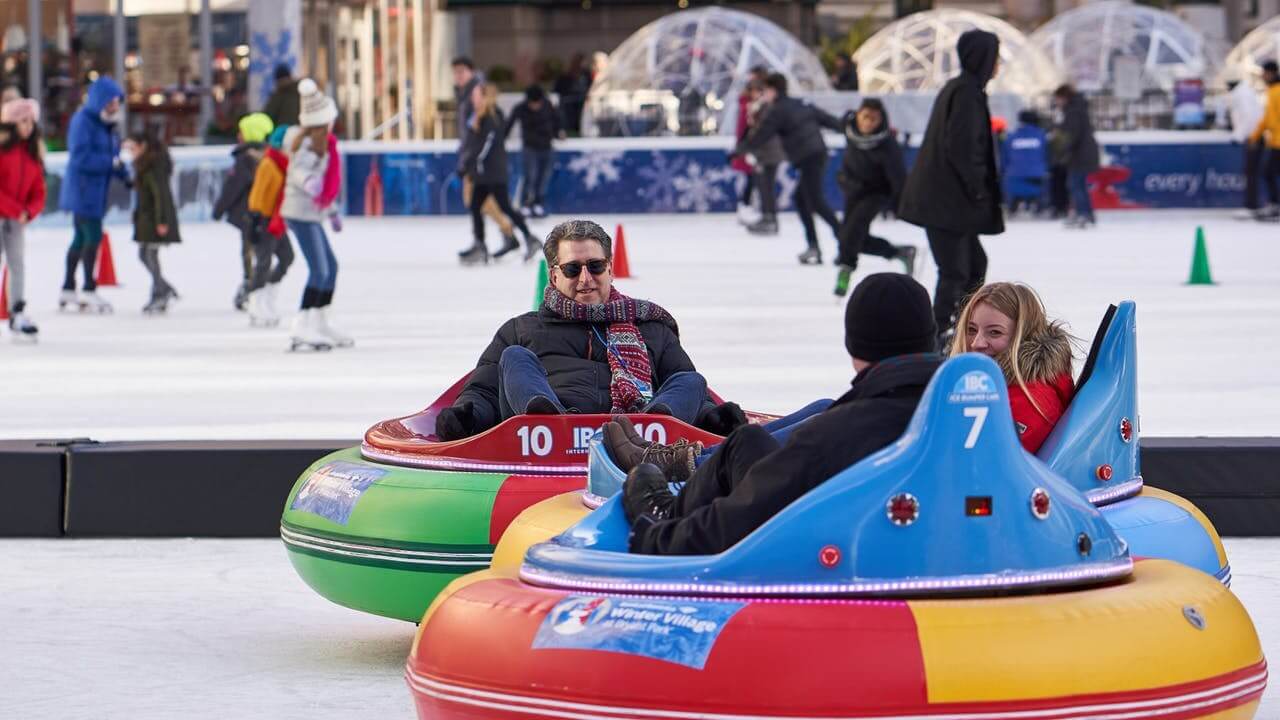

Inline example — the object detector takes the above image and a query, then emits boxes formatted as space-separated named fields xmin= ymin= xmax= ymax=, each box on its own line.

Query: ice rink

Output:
xmin=2 ymin=210 xmax=1278 ymax=440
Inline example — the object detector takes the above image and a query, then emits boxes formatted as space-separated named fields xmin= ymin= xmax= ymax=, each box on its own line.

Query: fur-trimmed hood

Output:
xmin=999 ymin=321 xmax=1074 ymax=385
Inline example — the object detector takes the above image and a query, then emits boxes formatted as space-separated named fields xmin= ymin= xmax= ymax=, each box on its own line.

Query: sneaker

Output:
xmin=492 ymin=234 xmax=521 ymax=260
xmin=798 ymin=247 xmax=822 ymax=265
xmin=895 ymin=245 xmax=917 ymax=276
xmin=459 ymin=243 xmax=489 ymax=265
xmin=833 ymin=265 xmax=853 ymax=297
xmin=746 ymin=217 xmax=778 ymax=235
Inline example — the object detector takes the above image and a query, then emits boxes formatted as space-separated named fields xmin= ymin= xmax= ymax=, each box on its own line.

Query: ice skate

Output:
xmin=1254 ymin=206 xmax=1280 ymax=222
xmin=142 ymin=295 xmax=168 ymax=315
xmin=58 ymin=289 xmax=80 ymax=312
xmin=459 ymin=242 xmax=489 ymax=266
xmin=532 ymin=204 xmax=547 ymax=218
xmin=314 ymin=306 xmax=354 ymax=348
xmin=8 ymin=302 xmax=38 ymax=342
xmin=522 ymin=236 xmax=543 ymax=263
xmin=79 ymin=290 xmax=113 ymax=314
xmin=833 ymin=265 xmax=853 ymax=297
xmin=289 ymin=309 xmax=334 ymax=352
xmin=264 ymin=282 xmax=282 ymax=320
xmin=248 ymin=289 xmax=279 ymax=328
xmin=492 ymin=234 xmax=521 ymax=260
xmin=233 ymin=283 xmax=248 ymax=311
xmin=895 ymin=245 xmax=918 ymax=277
xmin=736 ymin=203 xmax=761 ymax=226
xmin=797 ymin=247 xmax=822 ymax=265
xmin=746 ymin=216 xmax=778 ymax=236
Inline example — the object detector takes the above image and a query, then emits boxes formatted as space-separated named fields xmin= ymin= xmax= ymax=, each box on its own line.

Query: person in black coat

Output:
xmin=619 ymin=273 xmax=940 ymax=556
xmin=457 ymin=81 xmax=541 ymax=265
xmin=1053 ymin=84 xmax=1100 ymax=228
xmin=508 ymin=85 xmax=564 ymax=217
xmin=436 ymin=220 xmax=747 ymax=441
xmin=735 ymin=73 xmax=844 ymax=265
xmin=834 ymin=98 xmax=916 ymax=297
xmin=898 ymin=29 xmax=1004 ymax=341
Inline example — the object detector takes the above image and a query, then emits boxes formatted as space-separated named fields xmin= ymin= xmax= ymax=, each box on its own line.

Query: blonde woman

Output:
xmin=457 ymin=81 xmax=540 ymax=265
xmin=950 ymin=282 xmax=1074 ymax=452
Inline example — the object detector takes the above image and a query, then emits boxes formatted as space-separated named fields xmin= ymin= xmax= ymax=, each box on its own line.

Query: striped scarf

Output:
xmin=543 ymin=286 xmax=678 ymax=413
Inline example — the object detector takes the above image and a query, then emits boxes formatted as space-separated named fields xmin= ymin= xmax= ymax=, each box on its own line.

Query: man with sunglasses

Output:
xmin=435 ymin=220 xmax=747 ymax=441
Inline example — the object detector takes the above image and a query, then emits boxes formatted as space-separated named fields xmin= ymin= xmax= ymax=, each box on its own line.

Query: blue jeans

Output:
xmin=521 ymin=149 xmax=554 ymax=207
xmin=694 ymin=398 xmax=834 ymax=466
xmin=497 ymin=345 xmax=707 ymax=422
xmin=287 ymin=219 xmax=338 ymax=291
xmin=1068 ymin=171 xmax=1094 ymax=221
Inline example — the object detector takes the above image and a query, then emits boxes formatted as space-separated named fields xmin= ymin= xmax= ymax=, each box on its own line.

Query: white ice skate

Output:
xmin=58 ymin=289 xmax=80 ymax=312
xmin=289 ymin=309 xmax=333 ymax=352
xmin=264 ymin=282 xmax=282 ymax=319
xmin=313 ymin=306 xmax=354 ymax=348
xmin=8 ymin=304 xmax=38 ymax=342
xmin=248 ymin=289 xmax=279 ymax=328
xmin=78 ymin=290 xmax=113 ymax=314
xmin=736 ymin=203 xmax=761 ymax=226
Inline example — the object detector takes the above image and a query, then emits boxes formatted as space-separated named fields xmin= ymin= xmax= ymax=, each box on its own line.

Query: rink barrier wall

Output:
xmin=27 ymin=131 xmax=1247 ymax=229
xmin=0 ymin=436 xmax=1275 ymax=538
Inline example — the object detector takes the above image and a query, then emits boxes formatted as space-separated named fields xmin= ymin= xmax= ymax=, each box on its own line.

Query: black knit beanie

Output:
xmin=844 ymin=273 xmax=937 ymax=362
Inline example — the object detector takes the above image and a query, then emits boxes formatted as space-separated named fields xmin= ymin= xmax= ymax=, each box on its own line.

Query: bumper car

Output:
xmin=494 ymin=301 xmax=1233 ymax=585
xmin=280 ymin=375 xmax=753 ymax=622
xmin=408 ymin=354 xmax=1266 ymax=719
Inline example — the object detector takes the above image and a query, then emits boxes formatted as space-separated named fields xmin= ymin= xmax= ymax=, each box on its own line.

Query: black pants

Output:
xmin=1049 ymin=165 xmax=1069 ymax=216
xmin=926 ymin=227 xmax=987 ymax=335
xmin=837 ymin=194 xmax=899 ymax=268
xmin=673 ymin=424 xmax=780 ymax=517
xmin=1258 ymin=146 xmax=1280 ymax=210
xmin=757 ymin=163 xmax=779 ymax=217
xmin=470 ymin=182 xmax=532 ymax=245
xmin=793 ymin=154 xmax=841 ymax=250
xmin=246 ymin=224 xmax=295 ymax=292
xmin=741 ymin=173 xmax=755 ymax=204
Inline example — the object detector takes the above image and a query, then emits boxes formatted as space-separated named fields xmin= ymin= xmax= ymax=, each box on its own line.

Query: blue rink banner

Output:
xmin=532 ymin=595 xmax=745 ymax=669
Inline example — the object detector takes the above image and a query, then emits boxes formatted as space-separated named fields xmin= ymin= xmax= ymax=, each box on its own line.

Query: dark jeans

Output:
xmin=138 ymin=245 xmax=174 ymax=299
xmin=694 ymin=397 xmax=832 ymax=467
xmin=63 ymin=215 xmax=104 ymax=291
xmin=1068 ymin=171 xmax=1094 ymax=221
xmin=497 ymin=345 xmax=708 ymax=424
xmin=837 ymin=195 xmax=898 ymax=268
xmin=521 ymin=149 xmax=554 ymax=207
xmin=794 ymin=154 xmax=841 ymax=250
xmin=757 ymin=163 xmax=779 ymax=217
xmin=471 ymin=182 xmax=532 ymax=244
xmin=675 ymin=424 xmax=780 ymax=517
xmin=247 ymin=224 xmax=295 ymax=292
xmin=927 ymin=227 xmax=987 ymax=335
xmin=1260 ymin=147 xmax=1280 ymax=210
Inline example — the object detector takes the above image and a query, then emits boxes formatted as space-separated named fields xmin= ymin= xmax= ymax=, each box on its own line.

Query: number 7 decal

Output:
xmin=963 ymin=406 xmax=988 ymax=449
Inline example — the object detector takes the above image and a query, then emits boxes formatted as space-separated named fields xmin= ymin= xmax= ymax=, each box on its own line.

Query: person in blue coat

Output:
xmin=1003 ymin=110 xmax=1049 ymax=216
xmin=57 ymin=76 xmax=129 ymax=312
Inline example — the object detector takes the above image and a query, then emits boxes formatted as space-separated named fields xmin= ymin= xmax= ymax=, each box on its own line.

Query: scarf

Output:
xmin=316 ymin=132 xmax=342 ymax=210
xmin=542 ymin=286 xmax=678 ymax=413
xmin=845 ymin=124 xmax=890 ymax=151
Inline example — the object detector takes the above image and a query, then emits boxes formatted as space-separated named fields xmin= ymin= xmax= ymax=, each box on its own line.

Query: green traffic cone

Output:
xmin=1188 ymin=226 xmax=1214 ymax=285
xmin=532 ymin=257 xmax=549 ymax=311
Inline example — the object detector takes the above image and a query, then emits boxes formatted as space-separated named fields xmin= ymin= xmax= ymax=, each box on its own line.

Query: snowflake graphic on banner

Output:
xmin=566 ymin=150 xmax=624 ymax=191
xmin=672 ymin=160 xmax=737 ymax=212
xmin=635 ymin=152 xmax=684 ymax=211
xmin=248 ymin=31 xmax=297 ymax=105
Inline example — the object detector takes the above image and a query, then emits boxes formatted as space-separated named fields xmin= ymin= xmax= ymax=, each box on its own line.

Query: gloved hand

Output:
xmin=303 ymin=174 xmax=323 ymax=198
xmin=329 ymin=214 xmax=343 ymax=233
xmin=435 ymin=402 xmax=477 ymax=441
xmin=697 ymin=401 xmax=748 ymax=435
xmin=622 ymin=464 xmax=677 ymax=524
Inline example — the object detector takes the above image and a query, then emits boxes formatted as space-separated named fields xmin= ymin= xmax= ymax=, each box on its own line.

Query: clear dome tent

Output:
xmin=1029 ymin=0 xmax=1216 ymax=96
xmin=583 ymin=7 xmax=832 ymax=137
xmin=853 ymin=9 xmax=1062 ymax=98
xmin=1217 ymin=16 xmax=1280 ymax=91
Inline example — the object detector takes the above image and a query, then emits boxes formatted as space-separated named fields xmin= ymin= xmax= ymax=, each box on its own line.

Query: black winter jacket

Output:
xmin=838 ymin=115 xmax=906 ymax=204
xmin=508 ymin=100 xmax=562 ymax=151
xmin=453 ymin=307 xmax=714 ymax=433
xmin=133 ymin=153 xmax=181 ymax=246
xmin=898 ymin=30 xmax=1005 ymax=236
xmin=631 ymin=353 xmax=941 ymax=555
xmin=1059 ymin=94 xmax=1100 ymax=174
xmin=736 ymin=95 xmax=842 ymax=165
xmin=213 ymin=142 xmax=265 ymax=232
xmin=459 ymin=110 xmax=510 ymax=186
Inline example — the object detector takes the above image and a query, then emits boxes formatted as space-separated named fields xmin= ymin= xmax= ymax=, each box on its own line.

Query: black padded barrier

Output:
xmin=1142 ymin=438 xmax=1280 ymax=537
xmin=0 ymin=440 xmax=68 ymax=537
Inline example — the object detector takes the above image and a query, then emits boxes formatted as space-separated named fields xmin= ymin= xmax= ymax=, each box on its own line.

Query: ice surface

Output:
xmin=0 ymin=210 xmax=1277 ymax=440
xmin=1 ymin=538 xmax=1276 ymax=719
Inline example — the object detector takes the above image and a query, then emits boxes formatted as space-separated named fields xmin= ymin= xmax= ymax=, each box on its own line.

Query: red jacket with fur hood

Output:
xmin=0 ymin=141 xmax=45 ymax=220
xmin=1003 ymin=323 xmax=1075 ymax=453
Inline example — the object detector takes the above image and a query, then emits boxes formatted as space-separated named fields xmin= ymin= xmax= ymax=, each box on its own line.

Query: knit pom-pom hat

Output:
xmin=1 ymin=98 xmax=40 ymax=125
xmin=297 ymin=78 xmax=337 ymax=128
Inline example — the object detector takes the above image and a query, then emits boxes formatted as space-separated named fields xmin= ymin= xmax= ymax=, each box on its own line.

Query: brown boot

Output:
xmin=611 ymin=415 xmax=652 ymax=449
xmin=603 ymin=422 xmax=702 ymax=482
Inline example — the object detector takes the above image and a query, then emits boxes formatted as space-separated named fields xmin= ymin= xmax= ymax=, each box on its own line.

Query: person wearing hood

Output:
xmin=949 ymin=282 xmax=1074 ymax=453
xmin=1053 ymin=84 xmax=1099 ymax=228
xmin=833 ymin=98 xmax=916 ymax=297
xmin=128 ymin=129 xmax=182 ymax=314
xmin=58 ymin=76 xmax=129 ymax=314
xmin=898 ymin=30 xmax=1004 ymax=341
xmin=262 ymin=65 xmax=301 ymax=127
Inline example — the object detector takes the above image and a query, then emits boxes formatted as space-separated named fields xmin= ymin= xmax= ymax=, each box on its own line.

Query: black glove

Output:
xmin=435 ymin=401 xmax=476 ymax=441
xmin=698 ymin=401 xmax=748 ymax=435
xmin=623 ymin=464 xmax=677 ymax=524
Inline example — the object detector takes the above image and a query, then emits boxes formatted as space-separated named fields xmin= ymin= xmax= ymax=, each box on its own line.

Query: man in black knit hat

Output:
xmin=610 ymin=273 xmax=941 ymax=556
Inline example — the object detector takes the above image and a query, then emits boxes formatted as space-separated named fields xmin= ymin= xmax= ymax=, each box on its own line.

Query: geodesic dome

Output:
xmin=1217 ymin=16 xmax=1280 ymax=91
xmin=1029 ymin=1 xmax=1215 ymax=95
xmin=583 ymin=7 xmax=832 ymax=137
xmin=853 ymin=9 xmax=1061 ymax=98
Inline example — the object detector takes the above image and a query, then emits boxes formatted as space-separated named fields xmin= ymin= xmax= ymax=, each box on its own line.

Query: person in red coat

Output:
xmin=949 ymin=281 xmax=1075 ymax=452
xmin=0 ymin=98 xmax=47 ymax=339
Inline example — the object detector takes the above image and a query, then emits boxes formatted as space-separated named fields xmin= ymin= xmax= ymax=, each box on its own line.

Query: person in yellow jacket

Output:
xmin=240 ymin=124 xmax=295 ymax=325
xmin=1248 ymin=61 xmax=1280 ymax=220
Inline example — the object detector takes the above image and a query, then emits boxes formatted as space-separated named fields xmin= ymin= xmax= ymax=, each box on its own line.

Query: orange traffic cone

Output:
xmin=0 ymin=265 xmax=8 ymax=321
xmin=612 ymin=223 xmax=632 ymax=279
xmin=95 ymin=231 xmax=119 ymax=287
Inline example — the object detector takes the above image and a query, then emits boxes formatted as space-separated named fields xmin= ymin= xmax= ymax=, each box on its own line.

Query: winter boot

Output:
xmin=8 ymin=301 xmax=38 ymax=341
xmin=797 ymin=246 xmax=822 ymax=265
xmin=289 ymin=309 xmax=334 ymax=352
xmin=895 ymin=245 xmax=918 ymax=276
xmin=459 ymin=242 xmax=489 ymax=266
xmin=58 ymin=289 xmax=79 ymax=312
xmin=611 ymin=415 xmax=654 ymax=450
xmin=313 ymin=306 xmax=355 ymax=348
xmin=79 ymin=290 xmax=113 ymax=314
xmin=492 ymin=234 xmax=521 ymax=260
xmin=746 ymin=215 xmax=779 ymax=236
xmin=522 ymin=235 xmax=543 ymax=263
xmin=833 ymin=265 xmax=853 ymax=297
xmin=605 ymin=428 xmax=703 ymax=483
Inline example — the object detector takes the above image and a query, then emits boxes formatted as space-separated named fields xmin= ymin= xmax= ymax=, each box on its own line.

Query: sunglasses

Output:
xmin=555 ymin=259 xmax=609 ymax=279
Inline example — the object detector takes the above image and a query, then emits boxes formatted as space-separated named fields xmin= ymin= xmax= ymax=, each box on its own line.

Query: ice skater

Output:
xmin=282 ymin=79 xmax=350 ymax=351
xmin=452 ymin=58 xmax=518 ymax=259
xmin=734 ymin=73 xmax=844 ymax=264
xmin=1053 ymin=85 xmax=1099 ymax=229
xmin=898 ymin=30 xmax=1005 ymax=342
xmin=129 ymin=130 xmax=181 ymax=314
xmin=457 ymin=81 xmax=542 ymax=265
xmin=1249 ymin=61 xmax=1280 ymax=221
xmin=1222 ymin=74 xmax=1270 ymax=220
xmin=508 ymin=85 xmax=563 ymax=218
xmin=58 ymin=76 xmax=130 ymax=314
xmin=0 ymin=98 xmax=46 ymax=340
xmin=833 ymin=98 xmax=916 ymax=297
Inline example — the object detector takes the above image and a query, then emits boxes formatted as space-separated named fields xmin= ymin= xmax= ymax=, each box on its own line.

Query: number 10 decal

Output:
xmin=963 ymin=406 xmax=988 ymax=449
xmin=517 ymin=425 xmax=553 ymax=456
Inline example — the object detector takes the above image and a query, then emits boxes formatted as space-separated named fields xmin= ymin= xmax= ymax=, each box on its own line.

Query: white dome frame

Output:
xmin=1217 ymin=16 xmax=1280 ymax=91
